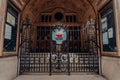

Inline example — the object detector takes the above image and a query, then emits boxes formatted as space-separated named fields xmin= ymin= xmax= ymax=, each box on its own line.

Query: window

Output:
xmin=3 ymin=4 xmax=18 ymax=52
xmin=99 ymin=1 xmax=117 ymax=52
xmin=41 ymin=15 xmax=52 ymax=22
xmin=66 ymin=15 xmax=76 ymax=22
xmin=54 ymin=12 xmax=63 ymax=20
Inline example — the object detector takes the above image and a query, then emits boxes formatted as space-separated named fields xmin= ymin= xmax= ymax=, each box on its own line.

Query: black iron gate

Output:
xmin=19 ymin=20 xmax=99 ymax=75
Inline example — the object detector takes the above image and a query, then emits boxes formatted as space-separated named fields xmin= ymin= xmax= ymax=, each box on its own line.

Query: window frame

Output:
xmin=98 ymin=0 xmax=119 ymax=57
xmin=2 ymin=1 xmax=20 ymax=57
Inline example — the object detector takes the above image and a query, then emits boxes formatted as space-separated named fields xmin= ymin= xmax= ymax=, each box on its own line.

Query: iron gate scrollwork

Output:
xmin=50 ymin=23 xmax=69 ymax=74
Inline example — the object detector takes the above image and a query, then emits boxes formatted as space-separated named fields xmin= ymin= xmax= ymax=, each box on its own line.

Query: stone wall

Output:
xmin=99 ymin=0 xmax=120 ymax=80
xmin=102 ymin=56 xmax=120 ymax=80
xmin=0 ymin=1 xmax=18 ymax=80
xmin=0 ymin=57 xmax=18 ymax=80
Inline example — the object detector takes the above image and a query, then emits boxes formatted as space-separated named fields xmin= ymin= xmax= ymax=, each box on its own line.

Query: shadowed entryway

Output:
xmin=1 ymin=0 xmax=120 ymax=80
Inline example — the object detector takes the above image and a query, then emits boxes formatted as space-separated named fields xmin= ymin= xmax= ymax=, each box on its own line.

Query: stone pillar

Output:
xmin=0 ymin=0 xmax=7 ymax=56
xmin=114 ymin=0 xmax=120 ymax=56
xmin=100 ymin=1 xmax=120 ymax=80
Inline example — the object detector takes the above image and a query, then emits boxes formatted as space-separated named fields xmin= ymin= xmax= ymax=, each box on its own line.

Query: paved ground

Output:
xmin=14 ymin=75 xmax=107 ymax=80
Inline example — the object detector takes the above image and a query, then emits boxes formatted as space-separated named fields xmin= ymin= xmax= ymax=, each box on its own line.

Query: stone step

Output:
xmin=14 ymin=75 xmax=107 ymax=80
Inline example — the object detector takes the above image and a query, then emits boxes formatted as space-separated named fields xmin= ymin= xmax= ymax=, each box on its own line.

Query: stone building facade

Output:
xmin=0 ymin=0 xmax=120 ymax=80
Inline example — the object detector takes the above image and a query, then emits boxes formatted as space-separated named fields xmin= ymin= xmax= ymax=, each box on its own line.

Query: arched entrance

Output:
xmin=18 ymin=0 xmax=100 ymax=75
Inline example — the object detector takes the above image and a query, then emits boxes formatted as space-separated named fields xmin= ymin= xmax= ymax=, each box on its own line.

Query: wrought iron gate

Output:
xmin=19 ymin=20 xmax=99 ymax=75
xmin=50 ymin=23 xmax=69 ymax=74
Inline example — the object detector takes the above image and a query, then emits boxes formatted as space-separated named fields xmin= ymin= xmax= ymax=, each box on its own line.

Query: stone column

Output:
xmin=0 ymin=0 xmax=7 ymax=56
xmin=114 ymin=0 xmax=120 ymax=56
